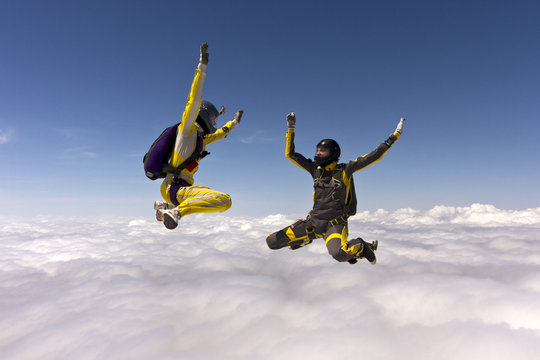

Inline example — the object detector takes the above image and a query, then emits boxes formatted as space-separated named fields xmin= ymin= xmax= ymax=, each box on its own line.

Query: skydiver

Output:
xmin=266 ymin=112 xmax=405 ymax=264
xmin=151 ymin=43 xmax=244 ymax=229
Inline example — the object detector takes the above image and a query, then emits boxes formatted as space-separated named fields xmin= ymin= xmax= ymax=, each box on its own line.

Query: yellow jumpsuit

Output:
xmin=159 ymin=61 xmax=235 ymax=217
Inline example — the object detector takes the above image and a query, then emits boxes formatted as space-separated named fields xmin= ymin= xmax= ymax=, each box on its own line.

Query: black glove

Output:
xmin=200 ymin=42 xmax=209 ymax=65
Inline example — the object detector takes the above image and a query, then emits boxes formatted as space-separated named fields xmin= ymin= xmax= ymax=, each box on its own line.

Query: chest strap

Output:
xmin=162 ymin=134 xmax=210 ymax=178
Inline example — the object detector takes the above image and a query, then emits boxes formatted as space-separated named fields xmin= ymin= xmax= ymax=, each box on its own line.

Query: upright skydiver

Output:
xmin=266 ymin=113 xmax=405 ymax=264
xmin=150 ymin=43 xmax=244 ymax=230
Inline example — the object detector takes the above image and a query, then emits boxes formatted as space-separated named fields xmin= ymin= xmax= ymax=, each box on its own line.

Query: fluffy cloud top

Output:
xmin=1 ymin=204 xmax=539 ymax=360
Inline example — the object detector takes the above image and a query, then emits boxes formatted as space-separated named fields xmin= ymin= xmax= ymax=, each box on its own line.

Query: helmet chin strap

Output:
xmin=195 ymin=122 xmax=206 ymax=135
xmin=314 ymin=155 xmax=338 ymax=167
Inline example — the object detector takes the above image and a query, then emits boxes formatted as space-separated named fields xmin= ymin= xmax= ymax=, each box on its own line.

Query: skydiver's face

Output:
xmin=209 ymin=114 xmax=217 ymax=127
xmin=315 ymin=146 xmax=330 ymax=158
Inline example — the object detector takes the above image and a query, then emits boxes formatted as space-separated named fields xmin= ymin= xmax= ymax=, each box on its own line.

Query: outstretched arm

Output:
xmin=177 ymin=43 xmax=209 ymax=137
xmin=349 ymin=117 xmax=405 ymax=173
xmin=285 ymin=112 xmax=313 ymax=173
xmin=170 ymin=43 xmax=209 ymax=167
xmin=204 ymin=110 xmax=244 ymax=145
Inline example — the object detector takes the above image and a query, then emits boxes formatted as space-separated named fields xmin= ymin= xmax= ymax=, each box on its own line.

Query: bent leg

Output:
xmin=175 ymin=186 xmax=232 ymax=217
xmin=266 ymin=220 xmax=311 ymax=250
xmin=324 ymin=224 xmax=364 ymax=262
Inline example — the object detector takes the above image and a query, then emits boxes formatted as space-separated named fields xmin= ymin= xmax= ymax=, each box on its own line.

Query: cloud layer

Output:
xmin=1 ymin=204 xmax=539 ymax=360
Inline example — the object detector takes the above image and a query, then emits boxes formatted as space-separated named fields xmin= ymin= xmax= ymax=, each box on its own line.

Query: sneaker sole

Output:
xmin=163 ymin=213 xmax=178 ymax=230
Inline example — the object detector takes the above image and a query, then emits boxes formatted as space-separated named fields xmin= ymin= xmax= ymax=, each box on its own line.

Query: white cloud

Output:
xmin=352 ymin=203 xmax=540 ymax=226
xmin=239 ymin=130 xmax=279 ymax=144
xmin=58 ymin=146 xmax=98 ymax=159
xmin=0 ymin=128 xmax=14 ymax=144
xmin=1 ymin=204 xmax=540 ymax=359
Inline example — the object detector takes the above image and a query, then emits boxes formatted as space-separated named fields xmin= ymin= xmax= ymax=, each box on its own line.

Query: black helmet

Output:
xmin=196 ymin=100 xmax=220 ymax=134
xmin=314 ymin=138 xmax=341 ymax=166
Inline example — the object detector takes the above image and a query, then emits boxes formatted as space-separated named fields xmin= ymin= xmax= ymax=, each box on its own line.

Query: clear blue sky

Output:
xmin=1 ymin=0 xmax=539 ymax=217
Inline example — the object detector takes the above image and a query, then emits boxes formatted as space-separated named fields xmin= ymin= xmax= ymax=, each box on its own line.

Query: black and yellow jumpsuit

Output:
xmin=266 ymin=127 xmax=401 ymax=263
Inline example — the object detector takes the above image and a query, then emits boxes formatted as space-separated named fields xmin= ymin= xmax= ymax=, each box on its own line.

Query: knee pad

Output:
xmin=326 ymin=237 xmax=354 ymax=262
xmin=326 ymin=237 xmax=345 ymax=260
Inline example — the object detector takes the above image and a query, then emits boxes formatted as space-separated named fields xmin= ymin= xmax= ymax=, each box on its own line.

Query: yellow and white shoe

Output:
xmin=154 ymin=201 xmax=174 ymax=222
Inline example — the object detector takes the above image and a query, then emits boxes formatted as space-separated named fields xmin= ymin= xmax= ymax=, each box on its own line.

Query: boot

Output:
xmin=361 ymin=240 xmax=377 ymax=265
xmin=348 ymin=238 xmax=378 ymax=265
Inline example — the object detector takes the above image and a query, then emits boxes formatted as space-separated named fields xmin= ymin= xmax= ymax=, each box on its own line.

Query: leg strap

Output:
xmin=169 ymin=177 xmax=190 ymax=207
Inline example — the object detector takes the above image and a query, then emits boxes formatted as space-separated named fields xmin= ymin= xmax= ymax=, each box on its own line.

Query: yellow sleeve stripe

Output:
xmin=285 ymin=130 xmax=310 ymax=173
xmin=178 ymin=69 xmax=205 ymax=136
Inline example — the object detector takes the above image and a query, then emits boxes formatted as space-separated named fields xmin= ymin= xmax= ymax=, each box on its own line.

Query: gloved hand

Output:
xmin=385 ymin=117 xmax=405 ymax=147
xmin=200 ymin=42 xmax=209 ymax=65
xmin=231 ymin=110 xmax=243 ymax=128
xmin=395 ymin=117 xmax=405 ymax=135
xmin=287 ymin=112 xmax=296 ymax=129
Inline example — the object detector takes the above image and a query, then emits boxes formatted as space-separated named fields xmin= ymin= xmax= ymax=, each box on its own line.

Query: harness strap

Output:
xmin=289 ymin=215 xmax=317 ymax=250
xmin=313 ymin=166 xmax=343 ymax=189
xmin=300 ymin=214 xmax=319 ymax=247
xmin=328 ymin=214 xmax=348 ymax=227
xmin=168 ymin=178 xmax=190 ymax=207
xmin=313 ymin=165 xmax=350 ymax=213
xmin=313 ymin=178 xmax=341 ymax=188
xmin=166 ymin=135 xmax=207 ymax=207
xmin=305 ymin=215 xmax=317 ymax=242
xmin=162 ymin=134 xmax=210 ymax=177
xmin=169 ymin=184 xmax=180 ymax=207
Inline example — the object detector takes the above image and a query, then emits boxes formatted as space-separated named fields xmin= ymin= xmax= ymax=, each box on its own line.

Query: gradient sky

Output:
xmin=1 ymin=0 xmax=539 ymax=217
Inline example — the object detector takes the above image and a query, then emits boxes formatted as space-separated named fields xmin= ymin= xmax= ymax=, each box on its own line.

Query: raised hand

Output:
xmin=287 ymin=112 xmax=296 ymax=129
xmin=231 ymin=110 xmax=244 ymax=129
xmin=395 ymin=117 xmax=405 ymax=135
xmin=200 ymin=42 xmax=209 ymax=65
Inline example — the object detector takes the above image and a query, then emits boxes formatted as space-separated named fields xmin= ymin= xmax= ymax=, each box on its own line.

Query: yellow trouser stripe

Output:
xmin=172 ymin=186 xmax=232 ymax=217
xmin=343 ymin=242 xmax=363 ymax=255
xmin=325 ymin=232 xmax=342 ymax=245
xmin=325 ymin=226 xmax=362 ymax=255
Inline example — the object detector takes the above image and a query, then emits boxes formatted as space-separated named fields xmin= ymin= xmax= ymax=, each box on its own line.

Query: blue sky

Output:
xmin=1 ymin=0 xmax=539 ymax=217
